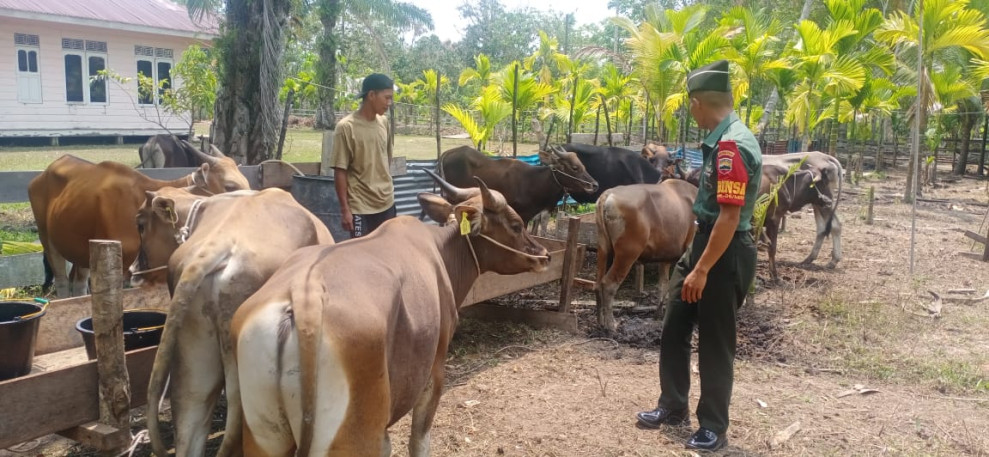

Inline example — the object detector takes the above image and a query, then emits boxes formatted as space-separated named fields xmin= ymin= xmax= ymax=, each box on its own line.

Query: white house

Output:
xmin=0 ymin=0 xmax=216 ymax=140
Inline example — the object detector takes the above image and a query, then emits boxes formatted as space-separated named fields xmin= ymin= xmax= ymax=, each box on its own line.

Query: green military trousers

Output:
xmin=657 ymin=228 xmax=757 ymax=434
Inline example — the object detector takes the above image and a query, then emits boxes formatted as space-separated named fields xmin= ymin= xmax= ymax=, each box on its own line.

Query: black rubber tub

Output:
xmin=75 ymin=309 xmax=166 ymax=360
xmin=0 ymin=301 xmax=47 ymax=381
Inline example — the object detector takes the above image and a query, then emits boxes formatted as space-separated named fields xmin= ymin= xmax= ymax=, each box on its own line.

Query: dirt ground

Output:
xmin=6 ymin=169 xmax=989 ymax=456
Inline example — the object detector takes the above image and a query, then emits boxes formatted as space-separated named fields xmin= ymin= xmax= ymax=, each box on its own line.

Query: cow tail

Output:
xmin=292 ymin=268 xmax=323 ymax=457
xmin=147 ymin=252 xmax=229 ymax=457
xmin=596 ymin=193 xmax=616 ymax=274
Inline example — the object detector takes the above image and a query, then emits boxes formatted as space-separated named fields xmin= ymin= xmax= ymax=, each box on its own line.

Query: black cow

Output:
xmin=558 ymin=142 xmax=682 ymax=203
xmin=138 ymin=134 xmax=207 ymax=168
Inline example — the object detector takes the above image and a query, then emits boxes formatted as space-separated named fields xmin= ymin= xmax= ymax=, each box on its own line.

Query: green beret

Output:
xmin=686 ymin=60 xmax=731 ymax=95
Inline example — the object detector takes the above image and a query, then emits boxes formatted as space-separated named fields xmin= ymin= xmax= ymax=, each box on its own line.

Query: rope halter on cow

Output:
xmin=549 ymin=166 xmax=595 ymax=190
xmin=460 ymin=216 xmax=550 ymax=277
xmin=176 ymin=199 xmax=206 ymax=244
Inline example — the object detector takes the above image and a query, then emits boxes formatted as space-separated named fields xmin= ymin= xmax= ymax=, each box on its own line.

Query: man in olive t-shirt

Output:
xmin=331 ymin=73 xmax=396 ymax=238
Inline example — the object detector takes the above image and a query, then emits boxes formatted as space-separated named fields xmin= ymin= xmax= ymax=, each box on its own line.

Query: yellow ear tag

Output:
xmin=459 ymin=212 xmax=471 ymax=236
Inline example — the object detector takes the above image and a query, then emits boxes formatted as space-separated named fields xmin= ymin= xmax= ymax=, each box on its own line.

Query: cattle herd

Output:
xmin=21 ymin=134 xmax=843 ymax=456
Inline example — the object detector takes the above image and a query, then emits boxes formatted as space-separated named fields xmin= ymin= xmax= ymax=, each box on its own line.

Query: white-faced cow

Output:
xmin=595 ymin=180 xmax=698 ymax=331
xmin=28 ymin=146 xmax=249 ymax=297
xmin=760 ymin=151 xmax=843 ymax=280
xmin=435 ymin=145 xmax=597 ymax=223
xmin=231 ymin=174 xmax=549 ymax=457
xmin=131 ymin=186 xmax=334 ymax=457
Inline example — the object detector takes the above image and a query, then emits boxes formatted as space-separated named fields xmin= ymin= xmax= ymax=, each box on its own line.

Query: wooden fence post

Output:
xmin=866 ymin=186 xmax=875 ymax=225
xmin=89 ymin=240 xmax=131 ymax=454
xmin=435 ymin=74 xmax=442 ymax=160
xmin=512 ymin=63 xmax=519 ymax=157
xmin=558 ymin=217 xmax=583 ymax=313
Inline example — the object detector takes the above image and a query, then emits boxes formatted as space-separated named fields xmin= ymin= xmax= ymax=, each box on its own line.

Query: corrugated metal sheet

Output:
xmin=0 ymin=0 xmax=217 ymax=34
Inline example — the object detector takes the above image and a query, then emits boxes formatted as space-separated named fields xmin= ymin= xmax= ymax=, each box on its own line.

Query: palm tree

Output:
xmin=495 ymin=62 xmax=555 ymax=145
xmin=875 ymin=0 xmax=989 ymax=198
xmin=719 ymin=6 xmax=783 ymax=129
xmin=525 ymin=31 xmax=564 ymax=85
xmin=597 ymin=63 xmax=634 ymax=145
xmin=443 ymin=85 xmax=512 ymax=152
xmin=186 ymin=0 xmax=294 ymax=164
xmin=314 ymin=0 xmax=433 ymax=129
xmin=458 ymin=53 xmax=495 ymax=98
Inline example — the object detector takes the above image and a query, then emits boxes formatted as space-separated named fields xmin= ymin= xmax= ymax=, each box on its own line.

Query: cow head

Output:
xmin=642 ymin=142 xmax=684 ymax=180
xmin=181 ymin=141 xmax=251 ymax=194
xmin=539 ymin=146 xmax=598 ymax=194
xmin=778 ymin=170 xmax=833 ymax=211
xmin=129 ymin=186 xmax=206 ymax=287
xmin=418 ymin=169 xmax=550 ymax=275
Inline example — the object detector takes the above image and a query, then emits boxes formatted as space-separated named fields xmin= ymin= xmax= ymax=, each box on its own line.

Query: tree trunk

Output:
xmin=626 ymin=99 xmax=633 ymax=146
xmin=213 ymin=0 xmax=290 ymax=164
xmin=954 ymin=114 xmax=975 ymax=175
xmin=593 ymin=105 xmax=601 ymax=145
xmin=315 ymin=0 xmax=341 ymax=130
xmin=876 ymin=117 xmax=886 ymax=172
xmin=601 ymin=95 xmax=613 ymax=146
xmin=276 ymin=88 xmax=294 ymax=160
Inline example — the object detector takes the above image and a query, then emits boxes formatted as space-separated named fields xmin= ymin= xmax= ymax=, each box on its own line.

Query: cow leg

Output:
xmin=171 ymin=322 xmax=224 ymax=457
xmin=596 ymin=244 xmax=641 ymax=333
xmin=827 ymin=212 xmax=842 ymax=268
xmin=409 ymin=367 xmax=445 ymax=457
xmin=801 ymin=207 xmax=828 ymax=265
xmin=767 ymin=219 xmax=780 ymax=283
xmin=46 ymin=247 xmax=71 ymax=298
xmin=656 ymin=262 xmax=671 ymax=318
xmin=70 ymin=266 xmax=90 ymax=297
xmin=381 ymin=433 xmax=392 ymax=457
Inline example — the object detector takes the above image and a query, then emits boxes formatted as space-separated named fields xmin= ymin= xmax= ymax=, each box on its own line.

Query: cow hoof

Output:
xmin=826 ymin=261 xmax=838 ymax=269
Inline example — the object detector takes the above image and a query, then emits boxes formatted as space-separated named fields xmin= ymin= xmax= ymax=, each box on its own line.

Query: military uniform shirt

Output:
xmin=693 ymin=112 xmax=762 ymax=231
xmin=331 ymin=113 xmax=394 ymax=214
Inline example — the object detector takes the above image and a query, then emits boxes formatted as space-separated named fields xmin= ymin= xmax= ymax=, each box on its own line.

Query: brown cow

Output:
xmin=129 ymin=187 xmax=334 ymax=457
xmin=436 ymin=145 xmax=598 ymax=223
xmin=28 ymin=145 xmax=248 ymax=297
xmin=231 ymin=176 xmax=549 ymax=457
xmin=760 ymin=151 xmax=843 ymax=280
xmin=595 ymin=180 xmax=698 ymax=331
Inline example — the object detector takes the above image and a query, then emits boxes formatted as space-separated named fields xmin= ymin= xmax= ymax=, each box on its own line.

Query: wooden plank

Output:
xmin=459 ymin=303 xmax=578 ymax=334
xmin=0 ymin=346 xmax=157 ymax=450
xmin=557 ymin=217 xmax=582 ymax=313
xmin=463 ymin=251 xmax=566 ymax=306
xmin=964 ymin=230 xmax=987 ymax=245
xmin=574 ymin=278 xmax=596 ymax=289
xmin=36 ymin=285 xmax=169 ymax=356
xmin=57 ymin=421 xmax=130 ymax=452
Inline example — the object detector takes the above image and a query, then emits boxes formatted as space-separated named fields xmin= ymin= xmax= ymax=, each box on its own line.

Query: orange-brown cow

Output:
xmin=28 ymin=144 xmax=248 ymax=296
xmin=595 ymin=180 xmax=698 ymax=331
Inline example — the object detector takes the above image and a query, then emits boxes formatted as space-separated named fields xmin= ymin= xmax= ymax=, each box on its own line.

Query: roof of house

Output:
xmin=0 ymin=0 xmax=218 ymax=38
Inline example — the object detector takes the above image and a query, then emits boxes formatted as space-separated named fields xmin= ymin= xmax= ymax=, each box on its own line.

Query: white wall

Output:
xmin=0 ymin=17 xmax=212 ymax=137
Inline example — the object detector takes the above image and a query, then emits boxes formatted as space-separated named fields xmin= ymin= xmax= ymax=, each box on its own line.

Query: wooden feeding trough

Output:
xmin=0 ymin=220 xmax=588 ymax=453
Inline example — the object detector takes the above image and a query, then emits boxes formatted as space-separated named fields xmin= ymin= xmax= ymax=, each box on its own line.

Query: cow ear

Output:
xmin=538 ymin=149 xmax=558 ymax=166
xmin=417 ymin=193 xmax=454 ymax=225
xmin=193 ymin=163 xmax=210 ymax=187
xmin=151 ymin=196 xmax=177 ymax=223
xmin=453 ymin=204 xmax=482 ymax=236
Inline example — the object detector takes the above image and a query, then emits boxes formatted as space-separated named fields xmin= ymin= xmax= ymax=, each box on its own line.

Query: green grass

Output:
xmin=0 ymin=129 xmax=511 ymax=171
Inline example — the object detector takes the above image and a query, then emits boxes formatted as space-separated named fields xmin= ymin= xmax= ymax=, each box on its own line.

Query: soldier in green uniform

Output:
xmin=635 ymin=60 xmax=762 ymax=451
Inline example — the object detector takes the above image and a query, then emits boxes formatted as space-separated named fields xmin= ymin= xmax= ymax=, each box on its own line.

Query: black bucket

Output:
xmin=75 ymin=310 xmax=166 ymax=360
xmin=291 ymin=174 xmax=352 ymax=242
xmin=0 ymin=301 xmax=46 ymax=381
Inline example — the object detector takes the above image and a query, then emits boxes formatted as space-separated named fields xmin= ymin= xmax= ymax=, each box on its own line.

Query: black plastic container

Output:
xmin=0 ymin=301 xmax=46 ymax=381
xmin=75 ymin=310 xmax=166 ymax=360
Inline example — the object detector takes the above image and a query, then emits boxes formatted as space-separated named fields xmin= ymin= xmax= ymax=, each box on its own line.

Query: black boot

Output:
xmin=635 ymin=406 xmax=690 ymax=429
xmin=685 ymin=427 xmax=726 ymax=451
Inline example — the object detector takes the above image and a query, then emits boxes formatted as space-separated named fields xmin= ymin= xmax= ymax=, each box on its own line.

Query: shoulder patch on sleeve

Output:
xmin=715 ymin=140 xmax=749 ymax=206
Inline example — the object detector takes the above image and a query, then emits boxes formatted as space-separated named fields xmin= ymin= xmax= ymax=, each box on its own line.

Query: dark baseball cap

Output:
xmin=358 ymin=73 xmax=394 ymax=99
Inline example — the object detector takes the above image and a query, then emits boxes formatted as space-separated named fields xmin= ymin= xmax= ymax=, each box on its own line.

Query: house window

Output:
xmin=15 ymin=33 xmax=42 ymax=103
xmin=62 ymin=38 xmax=109 ymax=104
xmin=135 ymin=45 xmax=173 ymax=105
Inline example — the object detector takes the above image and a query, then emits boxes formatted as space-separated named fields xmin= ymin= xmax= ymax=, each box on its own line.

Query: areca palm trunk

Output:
xmin=954 ymin=113 xmax=976 ymax=175
xmin=315 ymin=0 xmax=341 ymax=129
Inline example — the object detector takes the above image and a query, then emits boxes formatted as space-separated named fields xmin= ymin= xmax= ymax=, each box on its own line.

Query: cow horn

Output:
xmin=209 ymin=144 xmax=228 ymax=158
xmin=474 ymin=176 xmax=501 ymax=210
xmin=422 ymin=168 xmax=476 ymax=203
xmin=553 ymin=145 xmax=568 ymax=158
xmin=181 ymin=140 xmax=218 ymax=165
